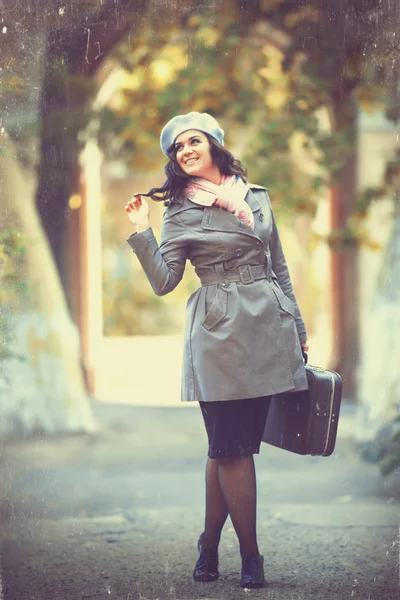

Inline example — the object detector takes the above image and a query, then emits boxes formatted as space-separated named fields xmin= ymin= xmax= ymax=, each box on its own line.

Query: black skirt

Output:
xmin=199 ymin=396 xmax=272 ymax=459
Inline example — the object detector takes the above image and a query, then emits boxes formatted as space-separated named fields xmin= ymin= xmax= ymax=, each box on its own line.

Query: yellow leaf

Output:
xmin=130 ymin=46 xmax=149 ymax=65
xmin=262 ymin=44 xmax=284 ymax=63
xmin=188 ymin=14 xmax=201 ymax=27
xmin=258 ymin=67 xmax=275 ymax=81
xmin=310 ymin=145 xmax=325 ymax=163
xmin=121 ymin=72 xmax=143 ymax=92
xmin=196 ymin=26 xmax=220 ymax=48
xmin=161 ymin=44 xmax=188 ymax=71
xmin=150 ymin=59 xmax=175 ymax=88
xmin=288 ymin=130 xmax=308 ymax=153
xmin=296 ymin=99 xmax=309 ymax=110
xmin=68 ymin=194 xmax=82 ymax=210
xmin=259 ymin=45 xmax=285 ymax=83
xmin=362 ymin=239 xmax=383 ymax=251
xmin=265 ymin=85 xmax=288 ymax=111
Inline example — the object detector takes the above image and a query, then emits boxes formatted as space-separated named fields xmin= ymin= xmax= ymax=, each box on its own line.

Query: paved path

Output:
xmin=0 ymin=401 xmax=399 ymax=600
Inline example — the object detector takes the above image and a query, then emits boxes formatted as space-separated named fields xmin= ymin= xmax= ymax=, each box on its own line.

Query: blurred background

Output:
xmin=0 ymin=0 xmax=399 ymax=473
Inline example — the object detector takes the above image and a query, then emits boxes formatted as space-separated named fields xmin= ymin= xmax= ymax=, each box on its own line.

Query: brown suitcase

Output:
xmin=262 ymin=355 xmax=343 ymax=456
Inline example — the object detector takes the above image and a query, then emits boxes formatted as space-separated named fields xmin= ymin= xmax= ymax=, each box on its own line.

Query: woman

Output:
xmin=125 ymin=112 xmax=309 ymax=589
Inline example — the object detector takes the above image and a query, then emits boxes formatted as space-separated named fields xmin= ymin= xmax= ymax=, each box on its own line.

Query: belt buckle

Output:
xmin=239 ymin=265 xmax=254 ymax=285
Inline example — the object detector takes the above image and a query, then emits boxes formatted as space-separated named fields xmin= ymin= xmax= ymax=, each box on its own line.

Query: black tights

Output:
xmin=202 ymin=455 xmax=259 ymax=555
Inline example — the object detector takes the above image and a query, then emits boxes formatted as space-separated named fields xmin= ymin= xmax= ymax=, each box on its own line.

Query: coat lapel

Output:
xmin=246 ymin=188 xmax=263 ymax=213
xmin=201 ymin=186 xmax=264 ymax=240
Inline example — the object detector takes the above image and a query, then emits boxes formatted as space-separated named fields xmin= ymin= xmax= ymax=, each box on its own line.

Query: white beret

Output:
xmin=160 ymin=112 xmax=224 ymax=156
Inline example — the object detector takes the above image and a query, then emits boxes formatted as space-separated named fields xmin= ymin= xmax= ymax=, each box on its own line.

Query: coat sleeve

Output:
xmin=268 ymin=203 xmax=308 ymax=344
xmin=126 ymin=213 xmax=188 ymax=296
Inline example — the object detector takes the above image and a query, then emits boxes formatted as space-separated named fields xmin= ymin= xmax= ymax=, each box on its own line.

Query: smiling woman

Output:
xmin=138 ymin=114 xmax=249 ymax=204
xmin=123 ymin=111 xmax=309 ymax=589
xmin=174 ymin=131 xmax=220 ymax=182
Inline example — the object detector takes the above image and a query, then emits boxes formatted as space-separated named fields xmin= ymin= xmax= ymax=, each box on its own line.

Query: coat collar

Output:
xmin=245 ymin=186 xmax=264 ymax=213
xmin=166 ymin=182 xmax=266 ymax=217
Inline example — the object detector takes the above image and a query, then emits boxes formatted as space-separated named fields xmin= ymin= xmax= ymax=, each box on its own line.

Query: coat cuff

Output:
xmin=297 ymin=329 xmax=308 ymax=344
xmin=126 ymin=227 xmax=153 ymax=252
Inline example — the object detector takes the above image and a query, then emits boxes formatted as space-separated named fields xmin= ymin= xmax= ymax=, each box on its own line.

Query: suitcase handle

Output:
xmin=302 ymin=349 xmax=308 ymax=364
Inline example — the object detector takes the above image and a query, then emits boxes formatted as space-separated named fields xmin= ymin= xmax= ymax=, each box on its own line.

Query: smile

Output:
xmin=185 ymin=157 xmax=198 ymax=165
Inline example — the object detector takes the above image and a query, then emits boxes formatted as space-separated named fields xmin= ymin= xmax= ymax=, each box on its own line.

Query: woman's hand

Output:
xmin=125 ymin=195 xmax=150 ymax=234
xmin=301 ymin=341 xmax=309 ymax=353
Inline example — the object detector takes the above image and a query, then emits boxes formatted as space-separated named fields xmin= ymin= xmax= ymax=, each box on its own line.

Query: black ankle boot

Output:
xmin=240 ymin=552 xmax=265 ymax=588
xmin=193 ymin=533 xmax=219 ymax=582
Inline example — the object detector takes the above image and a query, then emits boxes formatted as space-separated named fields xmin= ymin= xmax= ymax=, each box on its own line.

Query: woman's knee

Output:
xmin=216 ymin=455 xmax=252 ymax=468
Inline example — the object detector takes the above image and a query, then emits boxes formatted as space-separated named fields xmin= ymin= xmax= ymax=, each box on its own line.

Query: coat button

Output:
xmin=235 ymin=249 xmax=243 ymax=257
xmin=221 ymin=279 xmax=229 ymax=288
xmin=259 ymin=212 xmax=264 ymax=221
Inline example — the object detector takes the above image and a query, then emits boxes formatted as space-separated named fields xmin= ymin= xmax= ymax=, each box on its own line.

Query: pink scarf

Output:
xmin=185 ymin=175 xmax=254 ymax=229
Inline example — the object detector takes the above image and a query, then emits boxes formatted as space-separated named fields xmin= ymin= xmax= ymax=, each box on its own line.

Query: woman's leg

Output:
xmin=217 ymin=454 xmax=259 ymax=555
xmin=198 ymin=397 xmax=269 ymax=555
xmin=202 ymin=457 xmax=229 ymax=548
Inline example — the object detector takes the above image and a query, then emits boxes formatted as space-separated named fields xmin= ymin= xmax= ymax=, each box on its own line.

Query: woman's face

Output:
xmin=174 ymin=129 xmax=217 ymax=180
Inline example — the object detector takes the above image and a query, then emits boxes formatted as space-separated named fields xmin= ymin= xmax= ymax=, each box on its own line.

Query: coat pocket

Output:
xmin=201 ymin=285 xmax=228 ymax=331
xmin=271 ymin=280 xmax=296 ymax=317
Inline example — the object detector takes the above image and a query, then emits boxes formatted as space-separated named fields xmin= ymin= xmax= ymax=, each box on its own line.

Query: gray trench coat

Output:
xmin=127 ymin=184 xmax=308 ymax=403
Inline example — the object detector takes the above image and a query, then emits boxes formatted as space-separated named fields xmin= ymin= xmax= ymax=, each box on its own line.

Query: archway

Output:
xmin=71 ymin=60 xmax=335 ymax=405
xmin=35 ymin=3 xmax=364 ymax=402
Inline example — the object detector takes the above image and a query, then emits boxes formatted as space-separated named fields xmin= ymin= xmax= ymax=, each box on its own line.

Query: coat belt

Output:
xmin=198 ymin=263 xmax=270 ymax=286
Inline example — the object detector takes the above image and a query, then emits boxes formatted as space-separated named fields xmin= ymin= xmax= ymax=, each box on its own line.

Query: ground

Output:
xmin=0 ymin=400 xmax=399 ymax=600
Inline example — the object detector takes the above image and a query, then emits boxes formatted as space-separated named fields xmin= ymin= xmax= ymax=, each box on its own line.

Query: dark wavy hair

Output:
xmin=140 ymin=133 xmax=248 ymax=204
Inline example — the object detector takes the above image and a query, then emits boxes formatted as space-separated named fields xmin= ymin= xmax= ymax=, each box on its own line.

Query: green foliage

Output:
xmin=100 ymin=199 xmax=199 ymax=335
xmin=102 ymin=259 xmax=196 ymax=336
xmin=328 ymin=147 xmax=400 ymax=250
xmin=91 ymin=1 xmax=398 ymax=334
xmin=361 ymin=422 xmax=400 ymax=477
xmin=0 ymin=230 xmax=27 ymax=360
xmin=94 ymin=1 xmax=396 ymax=217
